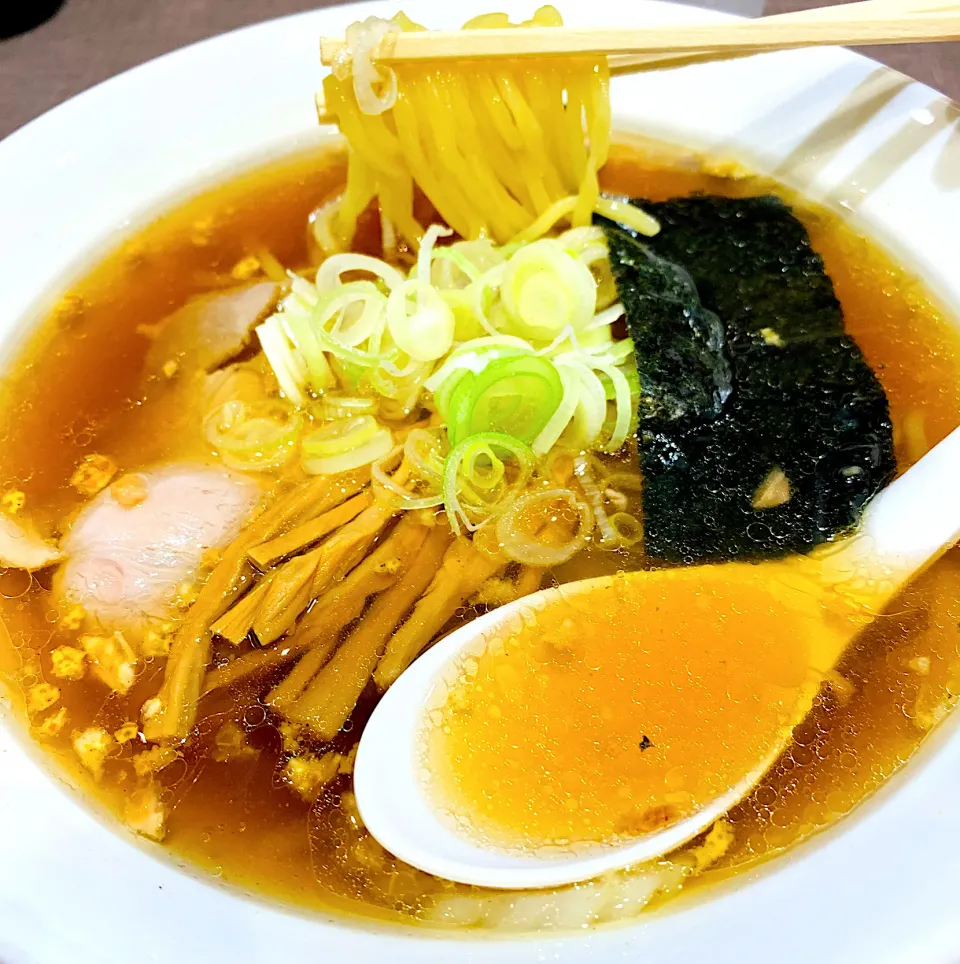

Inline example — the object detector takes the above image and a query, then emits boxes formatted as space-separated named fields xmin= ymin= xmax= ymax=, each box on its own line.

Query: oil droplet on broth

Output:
xmin=423 ymin=564 xmax=845 ymax=853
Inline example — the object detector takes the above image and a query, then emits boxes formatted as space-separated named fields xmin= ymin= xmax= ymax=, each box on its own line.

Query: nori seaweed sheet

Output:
xmin=600 ymin=194 xmax=896 ymax=563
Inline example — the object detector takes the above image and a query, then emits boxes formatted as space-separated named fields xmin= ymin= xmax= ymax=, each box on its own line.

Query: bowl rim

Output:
xmin=2 ymin=2 xmax=960 ymax=962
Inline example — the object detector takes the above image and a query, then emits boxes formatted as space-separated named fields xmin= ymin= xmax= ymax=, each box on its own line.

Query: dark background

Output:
xmin=0 ymin=0 xmax=957 ymax=140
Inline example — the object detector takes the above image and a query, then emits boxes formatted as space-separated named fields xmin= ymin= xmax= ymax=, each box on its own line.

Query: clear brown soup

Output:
xmin=2 ymin=139 xmax=960 ymax=929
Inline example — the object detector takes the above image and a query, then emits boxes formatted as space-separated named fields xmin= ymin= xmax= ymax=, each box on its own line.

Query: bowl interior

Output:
xmin=1 ymin=2 xmax=960 ymax=962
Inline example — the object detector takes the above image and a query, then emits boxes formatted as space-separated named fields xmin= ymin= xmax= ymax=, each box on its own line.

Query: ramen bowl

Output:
xmin=1 ymin=1 xmax=960 ymax=962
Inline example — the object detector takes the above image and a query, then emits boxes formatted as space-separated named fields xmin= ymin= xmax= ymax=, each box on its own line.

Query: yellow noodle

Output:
xmin=419 ymin=77 xmax=488 ymax=238
xmin=558 ymin=66 xmax=590 ymax=188
xmin=379 ymin=170 xmax=422 ymax=247
xmin=517 ymin=68 xmax=566 ymax=185
xmin=574 ymin=61 xmax=613 ymax=227
xmin=530 ymin=4 xmax=563 ymax=26
xmin=590 ymin=63 xmax=613 ymax=165
xmin=431 ymin=75 xmax=516 ymax=240
xmin=511 ymin=196 xmax=578 ymax=244
xmin=323 ymin=6 xmax=656 ymax=248
xmin=474 ymin=70 xmax=524 ymax=153
xmin=335 ymin=154 xmax=376 ymax=248
xmin=326 ymin=78 xmax=400 ymax=177
xmin=477 ymin=85 xmax=538 ymax=213
xmin=595 ymin=196 xmax=660 ymax=237
xmin=463 ymin=12 xmax=511 ymax=28
xmin=496 ymin=75 xmax=551 ymax=176
xmin=392 ymin=81 xmax=469 ymax=237
xmin=515 ymin=155 xmax=556 ymax=222
xmin=445 ymin=72 xmax=530 ymax=238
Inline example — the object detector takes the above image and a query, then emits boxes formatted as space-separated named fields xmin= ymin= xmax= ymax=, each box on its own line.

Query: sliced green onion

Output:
xmin=309 ymin=196 xmax=343 ymax=256
xmin=577 ymin=326 xmax=615 ymax=353
xmin=608 ymin=511 xmax=643 ymax=547
xmin=289 ymin=275 xmax=319 ymax=307
xmin=594 ymin=339 xmax=635 ymax=365
xmin=597 ymin=364 xmax=640 ymax=401
xmin=369 ymin=354 xmax=433 ymax=404
xmin=446 ymin=353 xmax=564 ymax=447
xmin=371 ymin=456 xmax=444 ymax=510
xmin=302 ymin=426 xmax=393 ymax=476
xmin=566 ymin=363 xmax=608 ymax=449
xmin=381 ymin=226 xmax=455 ymax=364
xmin=301 ymin=415 xmax=379 ymax=459
xmin=429 ymin=344 xmax=533 ymax=428
xmin=378 ymin=390 xmax=423 ymax=420
xmin=430 ymin=369 xmax=466 ymax=422
xmin=329 ymin=355 xmax=366 ymax=394
xmin=310 ymin=300 xmax=392 ymax=368
xmin=469 ymin=262 xmax=508 ymax=338
xmin=442 ymin=373 xmax=480 ymax=446
xmin=386 ymin=278 xmax=456 ymax=363
xmin=255 ymin=317 xmax=308 ymax=406
xmin=585 ymin=303 xmax=625 ymax=331
xmin=204 ymin=399 xmax=302 ymax=472
xmin=403 ymin=428 xmax=448 ymax=484
xmin=532 ymin=362 xmax=582 ymax=456
xmin=574 ymin=454 xmax=616 ymax=546
xmin=282 ymin=310 xmax=336 ymax=394
xmin=534 ymin=324 xmax=579 ymax=359
xmin=463 ymin=440 xmax=506 ymax=491
xmin=424 ymin=337 xmax=533 ymax=394
xmin=310 ymin=396 xmax=378 ymax=420
xmin=432 ymin=239 xmax=505 ymax=289
xmin=557 ymin=226 xmax=607 ymax=266
xmin=591 ymin=361 xmax=632 ymax=453
xmin=442 ymin=433 xmax=536 ymax=536
xmin=495 ymin=487 xmax=593 ymax=566
xmin=316 ymin=282 xmax=387 ymax=347
xmin=593 ymin=257 xmax=620 ymax=312
xmin=500 ymin=240 xmax=596 ymax=342
xmin=315 ymin=253 xmax=404 ymax=292
xmin=440 ymin=288 xmax=487 ymax=342
xmin=255 ymin=223 xmax=643 ymax=470
xmin=432 ymin=247 xmax=482 ymax=286
xmin=557 ymin=226 xmax=604 ymax=251
xmin=382 ymin=352 xmax=426 ymax=379
xmin=417 ymin=224 xmax=454 ymax=288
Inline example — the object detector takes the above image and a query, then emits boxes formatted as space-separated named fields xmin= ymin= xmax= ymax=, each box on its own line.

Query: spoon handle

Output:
xmin=815 ymin=425 xmax=960 ymax=608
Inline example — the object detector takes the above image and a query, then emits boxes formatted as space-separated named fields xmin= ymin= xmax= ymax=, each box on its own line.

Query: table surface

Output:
xmin=0 ymin=0 xmax=957 ymax=141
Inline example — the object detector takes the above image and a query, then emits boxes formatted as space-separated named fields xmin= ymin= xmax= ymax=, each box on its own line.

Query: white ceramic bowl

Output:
xmin=2 ymin=2 xmax=960 ymax=962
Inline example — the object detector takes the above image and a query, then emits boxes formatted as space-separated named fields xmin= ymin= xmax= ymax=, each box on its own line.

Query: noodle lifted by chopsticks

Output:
xmin=321 ymin=6 xmax=627 ymax=249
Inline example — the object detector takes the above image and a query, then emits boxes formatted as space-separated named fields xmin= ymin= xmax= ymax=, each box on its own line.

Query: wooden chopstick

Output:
xmin=314 ymin=0 xmax=959 ymax=123
xmin=319 ymin=1 xmax=960 ymax=66
xmin=602 ymin=0 xmax=960 ymax=72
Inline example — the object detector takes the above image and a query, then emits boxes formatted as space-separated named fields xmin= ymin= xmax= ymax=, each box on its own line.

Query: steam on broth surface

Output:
xmin=2 ymin=4 xmax=960 ymax=931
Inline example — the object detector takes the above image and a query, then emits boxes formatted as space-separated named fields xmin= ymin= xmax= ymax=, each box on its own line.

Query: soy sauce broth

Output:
xmin=1 ymin=138 xmax=960 ymax=929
